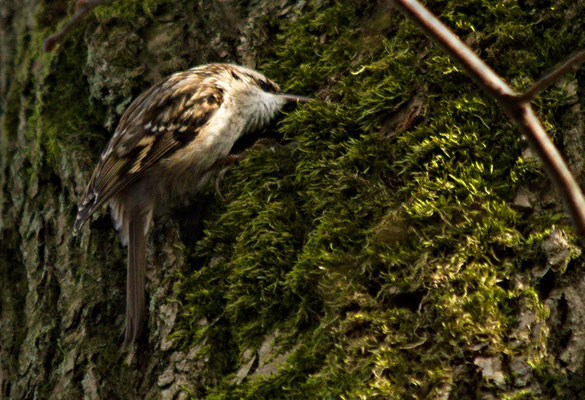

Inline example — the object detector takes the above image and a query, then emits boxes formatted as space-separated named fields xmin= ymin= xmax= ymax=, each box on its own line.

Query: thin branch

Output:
xmin=390 ymin=0 xmax=516 ymax=99
xmin=390 ymin=0 xmax=585 ymax=238
xmin=519 ymin=50 xmax=585 ymax=102
xmin=43 ymin=0 xmax=113 ymax=52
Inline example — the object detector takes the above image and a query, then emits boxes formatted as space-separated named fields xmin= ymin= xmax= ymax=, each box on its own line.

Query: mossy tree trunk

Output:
xmin=2 ymin=0 xmax=585 ymax=399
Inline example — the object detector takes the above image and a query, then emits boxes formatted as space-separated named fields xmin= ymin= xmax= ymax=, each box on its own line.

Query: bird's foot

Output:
xmin=214 ymin=138 xmax=279 ymax=200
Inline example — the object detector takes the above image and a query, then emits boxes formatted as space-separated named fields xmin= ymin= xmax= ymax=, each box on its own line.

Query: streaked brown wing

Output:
xmin=73 ymin=74 xmax=223 ymax=233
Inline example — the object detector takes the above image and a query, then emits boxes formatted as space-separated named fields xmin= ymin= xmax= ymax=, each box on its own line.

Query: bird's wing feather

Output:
xmin=73 ymin=73 xmax=223 ymax=233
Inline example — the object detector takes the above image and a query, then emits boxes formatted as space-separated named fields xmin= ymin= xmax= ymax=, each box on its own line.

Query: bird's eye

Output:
xmin=258 ymin=79 xmax=277 ymax=93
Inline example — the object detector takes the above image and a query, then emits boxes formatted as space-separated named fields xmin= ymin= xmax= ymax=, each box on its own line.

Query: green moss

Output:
xmin=38 ymin=37 xmax=108 ymax=167
xmin=1 ymin=1 xmax=109 ymax=173
xmin=2 ymin=81 xmax=22 ymax=141
xmin=93 ymin=0 xmax=175 ymax=22
xmin=171 ymin=0 xmax=585 ymax=397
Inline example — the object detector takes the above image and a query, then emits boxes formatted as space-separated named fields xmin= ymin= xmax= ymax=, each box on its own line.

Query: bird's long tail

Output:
xmin=124 ymin=206 xmax=150 ymax=345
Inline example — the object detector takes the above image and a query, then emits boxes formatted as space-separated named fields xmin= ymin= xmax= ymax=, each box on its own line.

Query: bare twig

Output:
xmin=390 ymin=0 xmax=585 ymax=238
xmin=43 ymin=0 xmax=113 ymax=52
xmin=519 ymin=51 xmax=585 ymax=102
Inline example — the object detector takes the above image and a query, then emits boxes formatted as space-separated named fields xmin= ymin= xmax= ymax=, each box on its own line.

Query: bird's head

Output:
xmin=203 ymin=64 xmax=310 ymax=134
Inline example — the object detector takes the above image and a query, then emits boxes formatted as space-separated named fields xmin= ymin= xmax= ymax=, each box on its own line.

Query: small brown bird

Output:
xmin=73 ymin=63 xmax=309 ymax=344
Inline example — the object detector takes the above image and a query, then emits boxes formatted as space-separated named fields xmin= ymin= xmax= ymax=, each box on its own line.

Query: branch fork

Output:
xmin=390 ymin=0 xmax=585 ymax=238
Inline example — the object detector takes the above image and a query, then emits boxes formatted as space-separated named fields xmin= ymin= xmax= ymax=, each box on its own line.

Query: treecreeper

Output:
xmin=73 ymin=63 xmax=310 ymax=344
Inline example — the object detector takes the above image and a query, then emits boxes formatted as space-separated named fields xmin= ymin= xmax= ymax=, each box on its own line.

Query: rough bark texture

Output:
xmin=2 ymin=0 xmax=585 ymax=399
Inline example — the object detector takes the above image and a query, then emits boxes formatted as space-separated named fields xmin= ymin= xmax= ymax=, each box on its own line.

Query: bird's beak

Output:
xmin=279 ymin=93 xmax=312 ymax=103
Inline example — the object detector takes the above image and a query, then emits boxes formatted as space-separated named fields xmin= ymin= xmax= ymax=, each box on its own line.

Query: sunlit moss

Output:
xmin=170 ymin=0 xmax=585 ymax=398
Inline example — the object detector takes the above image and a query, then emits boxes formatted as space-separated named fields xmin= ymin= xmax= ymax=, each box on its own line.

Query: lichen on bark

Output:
xmin=2 ymin=0 xmax=585 ymax=399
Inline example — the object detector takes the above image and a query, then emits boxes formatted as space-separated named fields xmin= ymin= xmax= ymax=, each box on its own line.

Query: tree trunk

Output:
xmin=2 ymin=0 xmax=585 ymax=399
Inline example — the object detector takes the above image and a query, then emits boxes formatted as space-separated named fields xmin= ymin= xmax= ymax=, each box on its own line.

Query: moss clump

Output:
xmin=92 ymin=0 xmax=176 ymax=22
xmin=38 ymin=37 xmax=109 ymax=167
xmin=1 ymin=1 xmax=109 ymax=171
xmin=171 ymin=0 xmax=585 ymax=398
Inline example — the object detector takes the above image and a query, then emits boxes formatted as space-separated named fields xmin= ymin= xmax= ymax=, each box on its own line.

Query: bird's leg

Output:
xmin=214 ymin=138 xmax=280 ymax=200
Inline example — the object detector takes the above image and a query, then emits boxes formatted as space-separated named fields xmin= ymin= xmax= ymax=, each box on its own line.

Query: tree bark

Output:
xmin=2 ymin=0 xmax=585 ymax=399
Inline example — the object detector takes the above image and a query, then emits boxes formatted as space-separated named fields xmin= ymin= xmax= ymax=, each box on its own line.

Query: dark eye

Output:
xmin=258 ymin=79 xmax=277 ymax=93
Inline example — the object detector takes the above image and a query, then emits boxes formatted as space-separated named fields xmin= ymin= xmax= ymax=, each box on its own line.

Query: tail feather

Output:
xmin=124 ymin=206 xmax=151 ymax=345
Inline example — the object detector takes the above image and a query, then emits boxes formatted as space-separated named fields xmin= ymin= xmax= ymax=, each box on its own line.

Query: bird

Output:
xmin=72 ymin=63 xmax=310 ymax=344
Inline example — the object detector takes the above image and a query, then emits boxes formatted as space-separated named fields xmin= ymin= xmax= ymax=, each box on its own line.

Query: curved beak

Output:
xmin=279 ymin=93 xmax=312 ymax=103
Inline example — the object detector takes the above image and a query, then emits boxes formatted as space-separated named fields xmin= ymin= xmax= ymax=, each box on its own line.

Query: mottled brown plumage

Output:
xmin=73 ymin=63 xmax=309 ymax=344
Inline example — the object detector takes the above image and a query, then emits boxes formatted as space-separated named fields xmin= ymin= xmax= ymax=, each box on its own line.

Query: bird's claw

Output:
xmin=213 ymin=139 xmax=279 ymax=200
